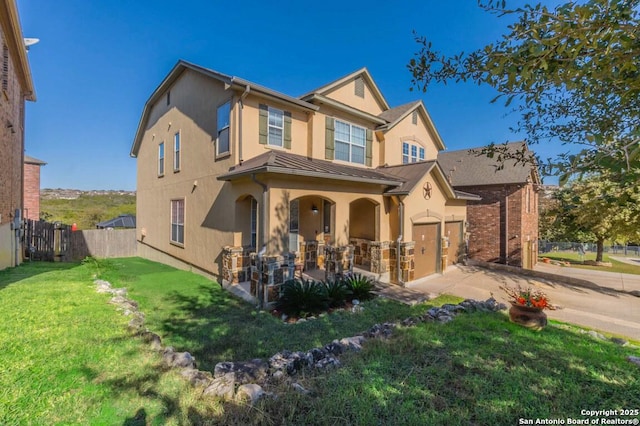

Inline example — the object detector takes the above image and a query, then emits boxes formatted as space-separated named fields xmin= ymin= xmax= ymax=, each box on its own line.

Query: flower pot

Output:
xmin=508 ymin=303 xmax=547 ymax=330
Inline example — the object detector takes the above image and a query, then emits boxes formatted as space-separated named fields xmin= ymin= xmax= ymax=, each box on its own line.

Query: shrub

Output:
xmin=343 ymin=273 xmax=376 ymax=301
xmin=276 ymin=279 xmax=328 ymax=317
xmin=323 ymin=279 xmax=351 ymax=308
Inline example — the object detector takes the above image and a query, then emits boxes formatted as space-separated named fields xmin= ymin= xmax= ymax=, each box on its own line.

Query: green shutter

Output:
xmin=325 ymin=117 xmax=335 ymax=160
xmin=366 ymin=129 xmax=373 ymax=166
xmin=259 ymin=104 xmax=268 ymax=145
xmin=284 ymin=111 xmax=292 ymax=149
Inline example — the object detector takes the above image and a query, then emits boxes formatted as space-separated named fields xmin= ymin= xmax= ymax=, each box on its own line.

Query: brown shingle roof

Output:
xmin=377 ymin=101 xmax=419 ymax=123
xmin=438 ymin=141 xmax=538 ymax=187
xmin=218 ymin=151 xmax=402 ymax=187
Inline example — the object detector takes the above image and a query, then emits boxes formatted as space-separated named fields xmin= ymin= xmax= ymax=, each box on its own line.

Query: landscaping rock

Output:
xmin=236 ymin=384 xmax=265 ymax=405
xmin=214 ymin=359 xmax=269 ymax=384
xmin=162 ymin=347 xmax=196 ymax=369
xmin=127 ymin=314 xmax=145 ymax=331
xmin=112 ymin=288 xmax=128 ymax=297
xmin=314 ymin=355 xmax=340 ymax=370
xmin=627 ymin=356 xmax=640 ymax=367
xmin=94 ymin=280 xmax=112 ymax=293
xmin=181 ymin=368 xmax=213 ymax=388
xmin=140 ymin=331 xmax=162 ymax=351
xmin=339 ymin=336 xmax=365 ymax=352
xmin=610 ymin=337 xmax=628 ymax=346
xmin=587 ymin=330 xmax=607 ymax=341
xmin=204 ymin=373 xmax=236 ymax=400
xmin=291 ymin=382 xmax=311 ymax=395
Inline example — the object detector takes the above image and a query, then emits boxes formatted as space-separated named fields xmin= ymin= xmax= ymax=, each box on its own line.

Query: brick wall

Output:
xmin=23 ymin=162 xmax=41 ymax=220
xmin=458 ymin=183 xmax=538 ymax=267
xmin=0 ymin=24 xmax=26 ymax=226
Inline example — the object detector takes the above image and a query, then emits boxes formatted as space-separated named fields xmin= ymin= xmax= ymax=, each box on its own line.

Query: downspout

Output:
xmin=504 ymin=192 xmax=509 ymax=266
xmin=394 ymin=196 xmax=405 ymax=285
xmin=238 ymin=85 xmax=251 ymax=164
xmin=251 ymin=173 xmax=268 ymax=308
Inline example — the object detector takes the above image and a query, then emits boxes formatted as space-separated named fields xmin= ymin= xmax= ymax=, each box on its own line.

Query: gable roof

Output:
xmin=218 ymin=150 xmax=402 ymax=187
xmin=377 ymin=100 xmax=446 ymax=151
xmin=379 ymin=161 xmax=478 ymax=200
xmin=24 ymin=154 xmax=46 ymax=165
xmin=438 ymin=141 xmax=540 ymax=187
xmin=130 ymin=60 xmax=318 ymax=157
xmin=300 ymin=67 xmax=390 ymax=111
xmin=0 ymin=0 xmax=35 ymax=101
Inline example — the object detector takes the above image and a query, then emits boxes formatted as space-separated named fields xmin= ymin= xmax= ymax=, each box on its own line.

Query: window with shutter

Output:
xmin=334 ymin=119 xmax=366 ymax=165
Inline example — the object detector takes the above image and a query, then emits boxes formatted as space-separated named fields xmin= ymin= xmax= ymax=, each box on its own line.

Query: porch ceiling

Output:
xmin=217 ymin=151 xmax=403 ymax=187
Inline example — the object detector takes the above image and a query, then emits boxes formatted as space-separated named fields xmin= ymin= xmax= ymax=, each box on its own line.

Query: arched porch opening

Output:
xmin=349 ymin=198 xmax=380 ymax=268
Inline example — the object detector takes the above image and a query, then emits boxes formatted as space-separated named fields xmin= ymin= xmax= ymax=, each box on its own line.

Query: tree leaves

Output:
xmin=409 ymin=0 xmax=640 ymax=183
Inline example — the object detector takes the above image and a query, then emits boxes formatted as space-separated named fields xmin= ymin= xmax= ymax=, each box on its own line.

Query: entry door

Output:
xmin=445 ymin=221 xmax=463 ymax=266
xmin=412 ymin=223 xmax=440 ymax=279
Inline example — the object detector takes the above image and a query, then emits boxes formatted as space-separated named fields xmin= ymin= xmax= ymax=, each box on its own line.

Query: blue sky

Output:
xmin=18 ymin=0 xmax=559 ymax=190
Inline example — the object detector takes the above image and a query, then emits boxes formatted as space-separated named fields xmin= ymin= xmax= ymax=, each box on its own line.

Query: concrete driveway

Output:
xmin=405 ymin=264 xmax=640 ymax=341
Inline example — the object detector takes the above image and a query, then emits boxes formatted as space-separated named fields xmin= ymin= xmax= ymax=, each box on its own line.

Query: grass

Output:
xmin=540 ymin=251 xmax=640 ymax=275
xmin=1 ymin=257 xmax=639 ymax=425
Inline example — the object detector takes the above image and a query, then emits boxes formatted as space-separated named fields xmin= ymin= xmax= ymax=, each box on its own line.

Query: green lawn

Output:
xmin=540 ymin=251 xmax=640 ymax=275
xmin=1 ymin=258 xmax=639 ymax=425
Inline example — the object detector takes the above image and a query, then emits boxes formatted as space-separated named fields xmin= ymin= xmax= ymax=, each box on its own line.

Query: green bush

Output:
xmin=275 ymin=279 xmax=328 ymax=317
xmin=343 ymin=273 xmax=376 ymax=301
xmin=323 ymin=279 xmax=351 ymax=308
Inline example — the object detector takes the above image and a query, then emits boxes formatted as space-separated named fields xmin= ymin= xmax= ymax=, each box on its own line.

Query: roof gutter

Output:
xmin=219 ymin=166 xmax=402 ymax=187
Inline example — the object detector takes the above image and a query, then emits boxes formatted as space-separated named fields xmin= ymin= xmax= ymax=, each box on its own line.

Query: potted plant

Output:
xmin=500 ymin=284 xmax=555 ymax=330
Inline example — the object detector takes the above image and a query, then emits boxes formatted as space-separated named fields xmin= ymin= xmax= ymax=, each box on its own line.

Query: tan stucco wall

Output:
xmin=239 ymin=96 xmax=311 ymax=160
xmin=322 ymin=78 xmax=386 ymax=116
xmin=136 ymin=69 xmax=241 ymax=277
xmin=382 ymin=113 xmax=441 ymax=166
xmin=0 ymin=222 xmax=17 ymax=270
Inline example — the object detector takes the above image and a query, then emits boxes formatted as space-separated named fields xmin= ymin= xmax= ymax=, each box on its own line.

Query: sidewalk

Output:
xmin=534 ymin=262 xmax=640 ymax=294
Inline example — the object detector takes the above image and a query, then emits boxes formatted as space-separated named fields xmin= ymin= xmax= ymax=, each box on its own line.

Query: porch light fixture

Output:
xmin=311 ymin=204 xmax=319 ymax=215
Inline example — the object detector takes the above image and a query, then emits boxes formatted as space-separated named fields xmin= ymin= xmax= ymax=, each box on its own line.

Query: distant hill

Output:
xmin=40 ymin=189 xmax=136 ymax=230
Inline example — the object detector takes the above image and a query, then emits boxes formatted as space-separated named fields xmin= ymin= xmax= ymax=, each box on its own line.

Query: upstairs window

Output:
xmin=259 ymin=104 xmax=291 ymax=149
xmin=268 ymin=107 xmax=284 ymax=147
xmin=217 ymin=101 xmax=230 ymax=156
xmin=402 ymin=142 xmax=425 ymax=164
xmin=335 ymin=120 xmax=366 ymax=164
xmin=173 ymin=132 xmax=180 ymax=171
xmin=158 ymin=142 xmax=165 ymax=176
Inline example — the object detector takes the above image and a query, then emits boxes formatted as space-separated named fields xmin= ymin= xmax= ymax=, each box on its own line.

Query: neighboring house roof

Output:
xmin=376 ymin=100 xmax=446 ymax=151
xmin=218 ymin=150 xmax=402 ymax=187
xmin=300 ymin=67 xmax=390 ymax=111
xmin=24 ymin=154 xmax=46 ymax=165
xmin=438 ymin=141 xmax=540 ymax=187
xmin=96 ymin=214 xmax=136 ymax=229
xmin=0 ymin=0 xmax=35 ymax=101
xmin=130 ymin=60 xmax=319 ymax=157
xmin=379 ymin=161 xmax=479 ymax=200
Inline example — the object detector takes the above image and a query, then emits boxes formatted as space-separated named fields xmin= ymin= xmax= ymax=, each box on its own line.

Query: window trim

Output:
xmin=158 ymin=142 xmax=165 ymax=176
xmin=267 ymin=106 xmax=284 ymax=147
xmin=334 ymin=119 xmax=366 ymax=165
xmin=170 ymin=198 xmax=185 ymax=246
xmin=216 ymin=100 xmax=231 ymax=157
xmin=402 ymin=141 xmax=425 ymax=164
xmin=173 ymin=131 xmax=181 ymax=172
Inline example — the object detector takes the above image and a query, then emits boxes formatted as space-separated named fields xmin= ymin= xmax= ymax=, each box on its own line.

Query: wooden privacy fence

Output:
xmin=23 ymin=220 xmax=136 ymax=261
xmin=23 ymin=220 xmax=71 ymax=261
xmin=67 ymin=229 xmax=137 ymax=260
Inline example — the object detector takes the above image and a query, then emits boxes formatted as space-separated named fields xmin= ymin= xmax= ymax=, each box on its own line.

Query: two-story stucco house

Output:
xmin=0 ymin=0 xmax=36 ymax=270
xmin=131 ymin=60 xmax=478 ymax=296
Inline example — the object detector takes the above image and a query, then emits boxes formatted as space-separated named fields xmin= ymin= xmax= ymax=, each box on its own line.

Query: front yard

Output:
xmin=1 ymin=258 xmax=639 ymax=425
